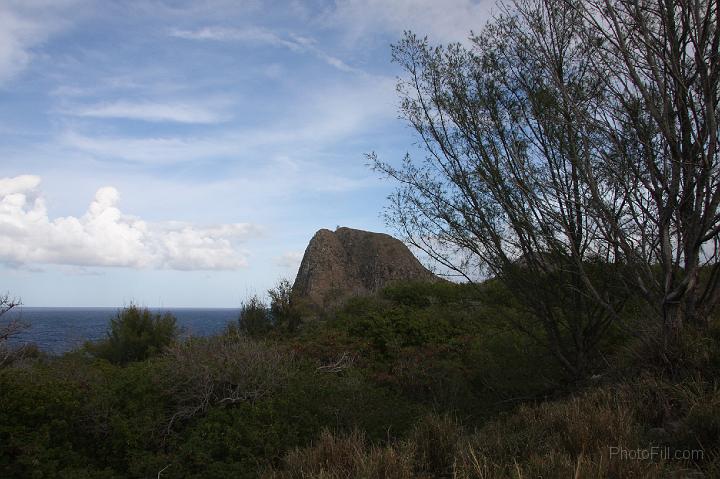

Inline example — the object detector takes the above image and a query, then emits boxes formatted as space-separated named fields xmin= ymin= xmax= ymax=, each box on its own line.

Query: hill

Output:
xmin=292 ymin=227 xmax=439 ymax=309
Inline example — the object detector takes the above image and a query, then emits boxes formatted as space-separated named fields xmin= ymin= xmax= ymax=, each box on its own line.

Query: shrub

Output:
xmin=1 ymin=342 xmax=42 ymax=368
xmin=160 ymin=333 xmax=295 ymax=429
xmin=162 ymin=336 xmax=419 ymax=477
xmin=238 ymin=295 xmax=272 ymax=336
xmin=381 ymin=280 xmax=479 ymax=307
xmin=616 ymin=319 xmax=720 ymax=380
xmin=0 ymin=355 xmax=171 ymax=478
xmin=86 ymin=305 xmax=178 ymax=364
xmin=325 ymin=282 xmax=563 ymax=415
xmin=269 ymin=279 xmax=303 ymax=333
xmin=0 ymin=367 xmax=86 ymax=477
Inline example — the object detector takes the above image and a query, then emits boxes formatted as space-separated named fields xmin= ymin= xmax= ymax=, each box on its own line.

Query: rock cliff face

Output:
xmin=292 ymin=227 xmax=438 ymax=309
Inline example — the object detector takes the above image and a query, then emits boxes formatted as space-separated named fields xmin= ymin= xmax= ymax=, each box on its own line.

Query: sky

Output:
xmin=0 ymin=0 xmax=493 ymax=307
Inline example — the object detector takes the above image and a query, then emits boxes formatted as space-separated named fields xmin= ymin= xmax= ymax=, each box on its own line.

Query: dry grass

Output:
xmin=454 ymin=384 xmax=655 ymax=478
xmin=265 ymin=429 xmax=416 ymax=479
xmin=267 ymin=377 xmax=718 ymax=478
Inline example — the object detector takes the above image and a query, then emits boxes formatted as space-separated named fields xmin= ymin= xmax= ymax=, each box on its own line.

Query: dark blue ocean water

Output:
xmin=4 ymin=307 xmax=241 ymax=354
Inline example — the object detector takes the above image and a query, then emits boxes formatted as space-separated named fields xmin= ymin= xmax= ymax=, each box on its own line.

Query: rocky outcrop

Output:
xmin=292 ymin=227 xmax=439 ymax=309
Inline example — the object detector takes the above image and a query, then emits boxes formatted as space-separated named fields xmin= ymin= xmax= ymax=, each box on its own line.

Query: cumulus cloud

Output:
xmin=0 ymin=175 xmax=259 ymax=270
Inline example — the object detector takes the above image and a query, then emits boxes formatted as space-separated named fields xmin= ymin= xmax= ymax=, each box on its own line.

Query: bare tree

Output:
xmin=0 ymin=294 xmax=25 ymax=366
xmin=160 ymin=333 xmax=294 ymax=432
xmin=374 ymin=0 xmax=720 ymax=372
xmin=373 ymin=0 xmax=634 ymax=377
xmin=573 ymin=0 xmax=720 ymax=336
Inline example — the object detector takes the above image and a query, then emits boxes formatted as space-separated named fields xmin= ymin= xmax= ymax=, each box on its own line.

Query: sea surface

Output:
xmin=4 ymin=307 xmax=241 ymax=354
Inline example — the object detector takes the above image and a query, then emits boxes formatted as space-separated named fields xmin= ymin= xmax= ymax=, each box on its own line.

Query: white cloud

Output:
xmin=0 ymin=0 xmax=83 ymax=85
xmin=0 ymin=10 xmax=33 ymax=84
xmin=275 ymin=251 xmax=303 ymax=269
xmin=0 ymin=175 xmax=260 ymax=270
xmin=57 ymin=74 xmax=396 ymax=166
xmin=324 ymin=0 xmax=494 ymax=45
xmin=65 ymin=100 xmax=232 ymax=124
xmin=60 ymin=131 xmax=239 ymax=164
xmin=170 ymin=25 xmax=359 ymax=73
xmin=170 ymin=26 xmax=296 ymax=48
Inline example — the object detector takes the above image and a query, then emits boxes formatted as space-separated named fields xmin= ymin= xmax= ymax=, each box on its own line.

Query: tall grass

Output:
xmin=268 ymin=377 xmax=719 ymax=478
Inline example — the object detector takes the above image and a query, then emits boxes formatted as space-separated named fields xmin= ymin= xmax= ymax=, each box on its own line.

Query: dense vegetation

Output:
xmin=1 ymin=279 xmax=718 ymax=478
xmin=1 ymin=0 xmax=718 ymax=475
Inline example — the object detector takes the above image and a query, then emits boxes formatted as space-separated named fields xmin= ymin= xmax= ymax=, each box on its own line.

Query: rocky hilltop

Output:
xmin=292 ymin=226 xmax=439 ymax=309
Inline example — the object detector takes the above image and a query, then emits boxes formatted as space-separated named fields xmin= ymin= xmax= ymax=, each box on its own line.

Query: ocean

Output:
xmin=4 ymin=307 xmax=241 ymax=354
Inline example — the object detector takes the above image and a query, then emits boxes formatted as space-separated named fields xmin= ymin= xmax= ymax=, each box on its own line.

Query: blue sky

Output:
xmin=0 ymin=0 xmax=492 ymax=307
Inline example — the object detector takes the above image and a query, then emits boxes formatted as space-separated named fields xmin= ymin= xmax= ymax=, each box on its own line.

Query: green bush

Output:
xmin=4 ymin=279 xmax=717 ymax=478
xmin=161 ymin=349 xmax=419 ymax=477
xmin=321 ymin=281 xmax=562 ymax=416
xmin=0 ymin=367 xmax=87 ymax=477
xmin=0 ymin=356 xmax=169 ymax=478
xmin=86 ymin=305 xmax=178 ymax=364
xmin=237 ymin=295 xmax=272 ymax=337
xmin=381 ymin=280 xmax=480 ymax=307
xmin=269 ymin=279 xmax=302 ymax=332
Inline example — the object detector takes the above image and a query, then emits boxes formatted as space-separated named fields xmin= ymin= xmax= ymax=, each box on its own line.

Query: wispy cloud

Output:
xmin=0 ymin=0 xmax=84 ymax=86
xmin=171 ymin=25 xmax=295 ymax=47
xmin=60 ymin=131 xmax=236 ymax=164
xmin=64 ymin=100 xmax=232 ymax=124
xmin=275 ymin=250 xmax=303 ymax=269
xmin=170 ymin=25 xmax=360 ymax=73
xmin=58 ymin=74 xmax=396 ymax=165
xmin=0 ymin=10 xmax=34 ymax=84
xmin=0 ymin=175 xmax=261 ymax=270
xmin=323 ymin=0 xmax=494 ymax=45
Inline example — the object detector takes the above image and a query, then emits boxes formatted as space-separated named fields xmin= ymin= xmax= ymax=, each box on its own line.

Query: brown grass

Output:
xmin=266 ymin=377 xmax=719 ymax=478
xmin=265 ymin=429 xmax=416 ymax=479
